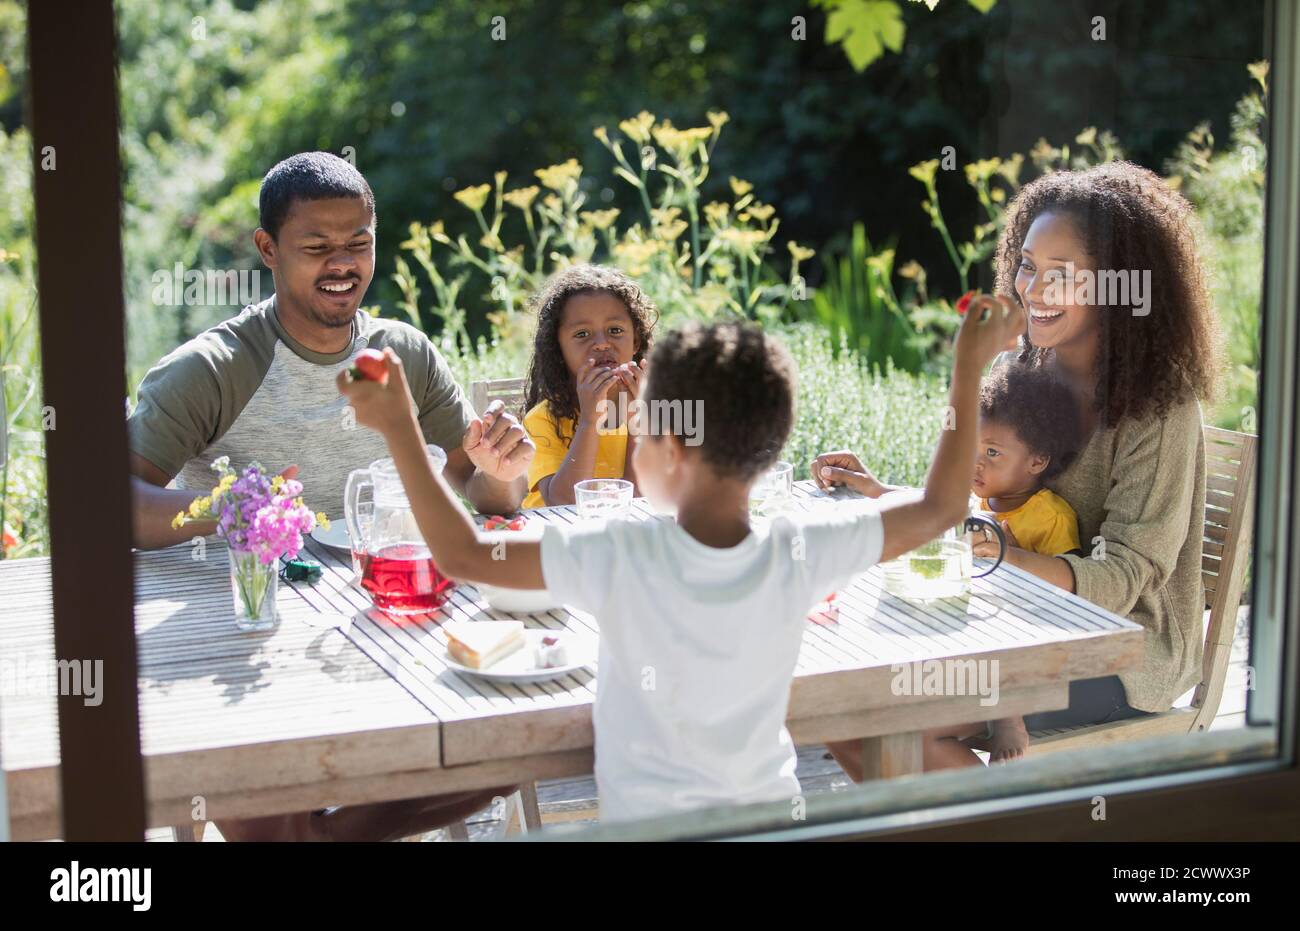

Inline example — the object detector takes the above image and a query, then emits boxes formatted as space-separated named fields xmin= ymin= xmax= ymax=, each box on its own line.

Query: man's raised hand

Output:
xmin=463 ymin=399 xmax=534 ymax=484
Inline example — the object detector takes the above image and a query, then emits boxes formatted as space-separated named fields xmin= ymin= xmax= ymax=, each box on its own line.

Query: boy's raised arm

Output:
xmin=877 ymin=296 xmax=1025 ymax=564
xmin=337 ymin=351 xmax=546 ymax=589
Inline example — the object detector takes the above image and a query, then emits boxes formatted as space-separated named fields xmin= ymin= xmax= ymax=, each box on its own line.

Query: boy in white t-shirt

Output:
xmin=338 ymin=297 xmax=1023 ymax=824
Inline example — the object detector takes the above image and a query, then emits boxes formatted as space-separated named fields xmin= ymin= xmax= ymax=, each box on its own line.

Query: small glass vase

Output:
xmin=229 ymin=548 xmax=278 ymax=631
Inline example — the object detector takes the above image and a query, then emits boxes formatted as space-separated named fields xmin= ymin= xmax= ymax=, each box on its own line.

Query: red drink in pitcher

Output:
xmin=357 ymin=542 xmax=455 ymax=614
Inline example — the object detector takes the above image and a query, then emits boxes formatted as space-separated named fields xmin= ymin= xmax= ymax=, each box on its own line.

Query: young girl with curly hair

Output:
xmin=521 ymin=264 xmax=659 ymax=508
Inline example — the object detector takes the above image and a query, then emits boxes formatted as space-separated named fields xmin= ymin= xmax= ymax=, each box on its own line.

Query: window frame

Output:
xmin=20 ymin=0 xmax=1298 ymax=841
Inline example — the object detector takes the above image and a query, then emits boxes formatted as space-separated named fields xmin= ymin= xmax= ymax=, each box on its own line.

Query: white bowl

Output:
xmin=474 ymin=520 xmax=553 ymax=612
xmin=474 ymin=582 xmax=562 ymax=614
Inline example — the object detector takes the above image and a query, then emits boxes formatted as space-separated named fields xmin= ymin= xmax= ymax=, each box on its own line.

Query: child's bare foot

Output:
xmin=989 ymin=716 xmax=1029 ymax=764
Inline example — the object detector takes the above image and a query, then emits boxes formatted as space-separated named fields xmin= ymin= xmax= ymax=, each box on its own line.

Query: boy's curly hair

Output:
xmin=644 ymin=321 xmax=795 ymax=482
xmin=980 ymin=363 xmax=1085 ymax=481
xmin=994 ymin=161 xmax=1220 ymax=429
xmin=523 ymin=264 xmax=658 ymax=432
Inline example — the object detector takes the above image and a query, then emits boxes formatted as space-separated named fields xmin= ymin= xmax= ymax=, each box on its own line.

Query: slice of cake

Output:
xmin=445 ymin=620 xmax=525 ymax=669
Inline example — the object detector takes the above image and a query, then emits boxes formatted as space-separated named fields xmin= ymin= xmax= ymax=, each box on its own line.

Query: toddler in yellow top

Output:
xmin=968 ymin=361 xmax=1087 ymax=761
xmin=521 ymin=265 xmax=658 ymax=508
xmin=972 ymin=362 xmax=1085 ymax=556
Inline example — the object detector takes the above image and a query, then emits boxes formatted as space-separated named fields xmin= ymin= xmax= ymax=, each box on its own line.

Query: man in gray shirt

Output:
xmin=129 ymin=152 xmax=533 ymax=548
xmin=127 ymin=152 xmax=529 ymax=840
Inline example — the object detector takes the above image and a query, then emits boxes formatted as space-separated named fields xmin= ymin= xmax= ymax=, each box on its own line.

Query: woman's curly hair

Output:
xmin=523 ymin=264 xmax=659 ymax=435
xmin=994 ymin=161 xmax=1220 ymax=429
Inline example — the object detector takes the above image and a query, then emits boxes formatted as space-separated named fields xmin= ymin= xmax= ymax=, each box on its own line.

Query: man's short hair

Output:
xmin=258 ymin=152 xmax=376 ymax=239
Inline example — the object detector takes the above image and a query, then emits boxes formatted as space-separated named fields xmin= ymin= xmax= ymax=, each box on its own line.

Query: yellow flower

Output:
xmin=788 ymin=241 xmax=815 ymax=263
xmin=695 ymin=283 xmax=732 ymax=315
xmin=429 ymin=220 xmax=451 ymax=244
xmin=897 ymin=260 xmax=924 ymax=280
xmin=613 ymin=238 xmax=663 ymax=276
xmin=703 ymin=201 xmax=730 ymax=226
xmin=741 ymin=202 xmax=775 ymax=223
xmin=1075 ymin=127 xmax=1097 ymax=148
xmin=866 ymin=249 xmax=895 ymax=277
xmin=580 ymin=208 xmax=620 ymax=230
xmin=618 ymin=111 xmax=656 ymax=145
xmin=592 ymin=125 xmax=610 ymax=146
xmin=717 ymin=228 xmax=766 ymax=255
xmin=535 ymin=158 xmax=582 ymax=191
xmin=909 ymin=159 xmax=940 ymax=187
xmin=495 ymin=170 xmax=508 ymax=190
xmin=655 ymin=218 xmax=689 ymax=241
xmin=316 ymin=513 xmax=330 ymax=531
xmin=170 ymin=511 xmax=185 ymax=531
xmin=707 ymin=110 xmax=730 ymax=130
xmin=651 ymin=206 xmax=682 ymax=226
xmin=453 ymin=184 xmax=492 ymax=212
xmin=652 ymin=121 xmax=711 ymax=159
xmin=729 ymin=177 xmax=753 ymax=198
xmin=504 ymin=186 xmax=540 ymax=211
xmin=997 ymin=153 xmax=1024 ymax=187
xmin=270 ymin=475 xmax=285 ymax=493
xmin=541 ymin=194 xmax=563 ymax=215
xmin=963 ymin=157 xmax=1001 ymax=186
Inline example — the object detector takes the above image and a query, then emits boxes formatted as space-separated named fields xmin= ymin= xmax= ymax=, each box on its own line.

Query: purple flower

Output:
xmin=209 ymin=462 xmax=318 ymax=562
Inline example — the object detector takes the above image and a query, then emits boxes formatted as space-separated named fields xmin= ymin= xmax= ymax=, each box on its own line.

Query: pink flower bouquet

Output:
xmin=173 ymin=456 xmax=328 ymax=630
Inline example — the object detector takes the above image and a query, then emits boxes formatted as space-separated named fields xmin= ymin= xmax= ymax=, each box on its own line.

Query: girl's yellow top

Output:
xmin=522 ymin=400 xmax=628 ymax=509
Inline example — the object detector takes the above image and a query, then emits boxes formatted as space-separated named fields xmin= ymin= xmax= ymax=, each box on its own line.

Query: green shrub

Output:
xmin=0 ymin=125 xmax=45 ymax=559
xmin=443 ymin=320 xmax=947 ymax=488
xmin=1165 ymin=63 xmax=1267 ymax=431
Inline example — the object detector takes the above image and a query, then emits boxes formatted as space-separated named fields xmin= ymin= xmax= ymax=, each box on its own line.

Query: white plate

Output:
xmin=310 ymin=521 xmax=352 ymax=551
xmin=443 ymin=629 xmax=596 ymax=683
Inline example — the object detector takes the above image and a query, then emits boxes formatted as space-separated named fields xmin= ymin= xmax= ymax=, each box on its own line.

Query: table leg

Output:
xmin=860 ymin=732 xmax=924 ymax=779
xmin=520 ymin=782 xmax=543 ymax=831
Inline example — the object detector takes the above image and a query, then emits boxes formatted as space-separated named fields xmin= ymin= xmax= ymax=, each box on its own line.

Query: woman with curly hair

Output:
xmin=521 ymin=264 xmax=659 ymax=507
xmin=815 ymin=161 xmax=1221 ymax=768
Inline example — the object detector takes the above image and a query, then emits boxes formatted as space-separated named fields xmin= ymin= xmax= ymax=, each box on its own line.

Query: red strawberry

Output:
xmin=507 ymin=517 xmax=526 ymax=531
xmin=955 ymin=291 xmax=976 ymax=315
xmin=349 ymin=348 xmax=389 ymax=384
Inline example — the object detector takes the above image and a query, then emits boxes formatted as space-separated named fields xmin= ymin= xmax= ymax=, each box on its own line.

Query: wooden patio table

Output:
xmin=0 ymin=481 xmax=1142 ymax=839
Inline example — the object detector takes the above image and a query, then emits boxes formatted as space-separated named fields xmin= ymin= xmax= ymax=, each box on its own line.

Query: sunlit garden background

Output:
xmin=0 ymin=0 xmax=1268 ymax=558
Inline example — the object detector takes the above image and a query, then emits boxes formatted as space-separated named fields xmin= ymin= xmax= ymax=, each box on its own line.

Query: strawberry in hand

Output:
xmin=349 ymin=348 xmax=389 ymax=384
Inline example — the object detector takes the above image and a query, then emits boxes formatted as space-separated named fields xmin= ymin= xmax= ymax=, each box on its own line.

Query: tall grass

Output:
xmin=809 ymin=223 xmax=926 ymax=373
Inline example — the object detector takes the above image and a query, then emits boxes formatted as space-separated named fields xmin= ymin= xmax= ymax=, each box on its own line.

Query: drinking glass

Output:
xmin=749 ymin=460 xmax=794 ymax=516
xmin=575 ymin=479 xmax=633 ymax=520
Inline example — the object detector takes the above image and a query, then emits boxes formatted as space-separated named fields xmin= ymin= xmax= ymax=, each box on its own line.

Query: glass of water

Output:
xmin=575 ymin=479 xmax=634 ymax=520
xmin=749 ymin=460 xmax=794 ymax=516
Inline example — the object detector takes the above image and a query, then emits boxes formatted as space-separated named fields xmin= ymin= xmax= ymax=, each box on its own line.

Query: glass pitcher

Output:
xmin=883 ymin=506 xmax=1007 ymax=602
xmin=345 ymin=445 xmax=455 ymax=615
